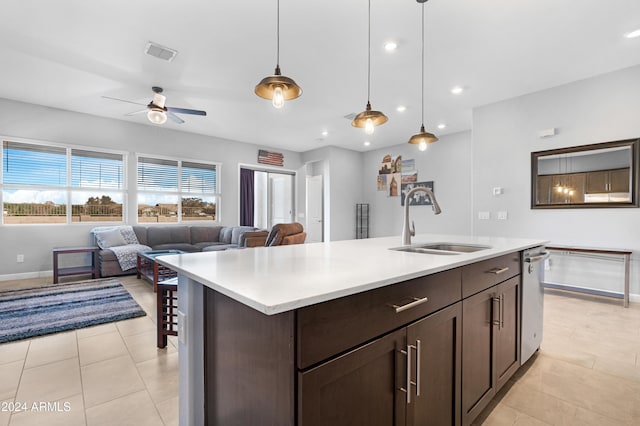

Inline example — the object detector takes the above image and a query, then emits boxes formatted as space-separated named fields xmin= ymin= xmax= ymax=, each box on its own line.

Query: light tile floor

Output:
xmin=1 ymin=277 xmax=639 ymax=425
xmin=474 ymin=289 xmax=640 ymax=425
xmin=0 ymin=275 xmax=177 ymax=426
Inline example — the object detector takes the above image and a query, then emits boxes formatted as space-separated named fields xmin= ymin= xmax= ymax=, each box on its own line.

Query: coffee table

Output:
xmin=136 ymin=249 xmax=186 ymax=293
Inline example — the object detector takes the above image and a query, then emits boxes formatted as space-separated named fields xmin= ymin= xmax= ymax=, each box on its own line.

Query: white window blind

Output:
xmin=2 ymin=141 xmax=67 ymax=186
xmin=137 ymin=157 xmax=178 ymax=191
xmin=182 ymin=161 xmax=217 ymax=194
xmin=72 ymin=149 xmax=124 ymax=189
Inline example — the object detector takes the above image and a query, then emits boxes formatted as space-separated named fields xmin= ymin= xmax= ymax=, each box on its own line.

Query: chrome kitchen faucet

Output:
xmin=402 ymin=186 xmax=442 ymax=245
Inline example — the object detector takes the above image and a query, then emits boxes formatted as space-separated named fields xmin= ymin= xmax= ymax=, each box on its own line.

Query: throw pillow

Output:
xmin=95 ymin=228 xmax=127 ymax=249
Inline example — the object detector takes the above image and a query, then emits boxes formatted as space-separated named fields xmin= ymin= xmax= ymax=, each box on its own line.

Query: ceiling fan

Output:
xmin=102 ymin=86 xmax=207 ymax=125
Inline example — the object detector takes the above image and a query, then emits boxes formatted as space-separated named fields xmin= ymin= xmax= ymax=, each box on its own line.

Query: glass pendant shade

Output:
xmin=147 ymin=108 xmax=167 ymax=124
xmin=255 ymin=65 xmax=302 ymax=108
xmin=352 ymin=101 xmax=388 ymax=134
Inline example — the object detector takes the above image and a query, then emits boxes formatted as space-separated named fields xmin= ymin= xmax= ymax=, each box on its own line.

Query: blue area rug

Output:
xmin=0 ymin=278 xmax=146 ymax=343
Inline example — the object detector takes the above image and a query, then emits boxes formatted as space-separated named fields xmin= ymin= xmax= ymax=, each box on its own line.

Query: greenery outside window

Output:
xmin=137 ymin=155 xmax=219 ymax=223
xmin=1 ymin=139 xmax=126 ymax=225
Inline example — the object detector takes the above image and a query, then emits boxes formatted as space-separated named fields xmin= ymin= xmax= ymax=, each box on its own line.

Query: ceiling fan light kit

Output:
xmin=103 ymin=86 xmax=206 ymax=125
xmin=255 ymin=0 xmax=302 ymax=108
xmin=408 ymin=0 xmax=438 ymax=151
xmin=352 ymin=0 xmax=388 ymax=135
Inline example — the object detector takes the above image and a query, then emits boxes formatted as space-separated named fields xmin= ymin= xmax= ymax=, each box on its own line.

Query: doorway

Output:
xmin=240 ymin=167 xmax=295 ymax=229
xmin=305 ymin=175 xmax=323 ymax=243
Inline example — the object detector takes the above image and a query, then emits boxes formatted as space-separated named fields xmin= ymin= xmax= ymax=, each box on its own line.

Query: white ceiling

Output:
xmin=2 ymin=0 xmax=640 ymax=153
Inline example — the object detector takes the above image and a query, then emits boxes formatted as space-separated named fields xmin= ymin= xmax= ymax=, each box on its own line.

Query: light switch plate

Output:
xmin=497 ymin=211 xmax=508 ymax=220
xmin=478 ymin=211 xmax=490 ymax=220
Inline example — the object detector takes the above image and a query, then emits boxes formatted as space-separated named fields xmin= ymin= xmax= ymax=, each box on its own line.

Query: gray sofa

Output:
xmin=91 ymin=224 xmax=264 ymax=277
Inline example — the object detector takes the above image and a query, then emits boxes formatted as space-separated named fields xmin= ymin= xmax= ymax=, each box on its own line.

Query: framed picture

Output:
xmin=401 ymin=181 xmax=435 ymax=206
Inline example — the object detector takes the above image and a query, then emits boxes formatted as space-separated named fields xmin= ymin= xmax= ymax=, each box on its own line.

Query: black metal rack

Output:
xmin=356 ymin=203 xmax=369 ymax=239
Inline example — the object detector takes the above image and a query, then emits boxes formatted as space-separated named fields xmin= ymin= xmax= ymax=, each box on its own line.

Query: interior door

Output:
xmin=269 ymin=173 xmax=293 ymax=227
xmin=306 ymin=175 xmax=323 ymax=243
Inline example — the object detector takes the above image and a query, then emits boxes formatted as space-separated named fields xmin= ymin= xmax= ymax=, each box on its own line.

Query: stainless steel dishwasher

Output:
xmin=521 ymin=246 xmax=550 ymax=365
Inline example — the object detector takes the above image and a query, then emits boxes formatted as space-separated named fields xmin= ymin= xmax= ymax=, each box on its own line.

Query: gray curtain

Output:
xmin=240 ymin=168 xmax=254 ymax=226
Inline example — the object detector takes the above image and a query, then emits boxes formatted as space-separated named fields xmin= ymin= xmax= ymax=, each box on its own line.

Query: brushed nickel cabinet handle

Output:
xmin=488 ymin=267 xmax=509 ymax=275
xmin=399 ymin=346 xmax=412 ymax=404
xmin=415 ymin=339 xmax=421 ymax=397
xmin=500 ymin=294 xmax=505 ymax=329
xmin=492 ymin=297 xmax=501 ymax=326
xmin=391 ymin=297 xmax=429 ymax=313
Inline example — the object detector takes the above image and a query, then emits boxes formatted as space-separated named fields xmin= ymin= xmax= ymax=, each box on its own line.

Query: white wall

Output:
xmin=302 ymin=146 xmax=364 ymax=241
xmin=472 ymin=64 xmax=640 ymax=296
xmin=0 ymin=98 xmax=302 ymax=278
xmin=362 ymin=131 xmax=473 ymax=239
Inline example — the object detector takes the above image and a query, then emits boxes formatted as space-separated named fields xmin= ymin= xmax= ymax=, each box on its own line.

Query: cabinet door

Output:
xmin=586 ymin=170 xmax=608 ymax=193
xmin=609 ymin=168 xmax=630 ymax=193
xmin=298 ymin=329 xmax=406 ymax=426
xmin=461 ymin=288 xmax=495 ymax=426
xmin=407 ymin=302 xmax=462 ymax=426
xmin=494 ymin=276 xmax=521 ymax=391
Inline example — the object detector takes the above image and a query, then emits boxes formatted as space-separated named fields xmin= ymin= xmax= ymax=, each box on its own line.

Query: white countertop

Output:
xmin=157 ymin=234 xmax=547 ymax=315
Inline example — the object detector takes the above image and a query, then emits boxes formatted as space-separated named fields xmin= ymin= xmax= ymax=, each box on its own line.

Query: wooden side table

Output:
xmin=52 ymin=246 xmax=99 ymax=284
xmin=157 ymin=278 xmax=178 ymax=348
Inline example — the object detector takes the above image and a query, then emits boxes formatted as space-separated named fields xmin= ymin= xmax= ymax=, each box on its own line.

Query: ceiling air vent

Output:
xmin=145 ymin=42 xmax=178 ymax=62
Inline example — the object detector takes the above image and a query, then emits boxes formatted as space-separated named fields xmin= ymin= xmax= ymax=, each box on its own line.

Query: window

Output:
xmin=137 ymin=155 xmax=219 ymax=223
xmin=2 ymin=139 xmax=126 ymax=225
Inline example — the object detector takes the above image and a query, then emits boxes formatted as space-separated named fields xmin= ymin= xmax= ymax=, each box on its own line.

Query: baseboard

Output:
xmin=0 ymin=270 xmax=53 ymax=282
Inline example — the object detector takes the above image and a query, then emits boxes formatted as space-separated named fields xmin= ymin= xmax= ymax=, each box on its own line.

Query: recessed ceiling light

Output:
xmin=626 ymin=29 xmax=640 ymax=39
xmin=396 ymin=105 xmax=407 ymax=112
xmin=451 ymin=86 xmax=464 ymax=95
xmin=384 ymin=42 xmax=398 ymax=51
xmin=437 ymin=123 xmax=447 ymax=129
xmin=364 ymin=141 xmax=371 ymax=146
xmin=321 ymin=130 xmax=329 ymax=137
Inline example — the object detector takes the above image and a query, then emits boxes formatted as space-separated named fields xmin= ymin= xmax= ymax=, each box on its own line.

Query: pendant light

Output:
xmin=408 ymin=0 xmax=438 ymax=151
xmin=352 ymin=0 xmax=388 ymax=134
xmin=255 ymin=0 xmax=302 ymax=108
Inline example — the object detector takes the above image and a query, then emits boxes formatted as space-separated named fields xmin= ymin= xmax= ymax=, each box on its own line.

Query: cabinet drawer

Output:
xmin=297 ymin=269 xmax=461 ymax=369
xmin=462 ymin=252 xmax=520 ymax=298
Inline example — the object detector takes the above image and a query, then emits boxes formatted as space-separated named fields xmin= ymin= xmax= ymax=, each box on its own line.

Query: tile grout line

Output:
xmin=76 ymin=331 xmax=89 ymax=426
xmin=6 ymin=340 xmax=30 ymax=426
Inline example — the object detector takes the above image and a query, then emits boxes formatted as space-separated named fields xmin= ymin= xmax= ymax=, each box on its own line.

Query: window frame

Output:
xmin=136 ymin=152 xmax=221 ymax=224
xmin=1 ymin=136 xmax=128 ymax=226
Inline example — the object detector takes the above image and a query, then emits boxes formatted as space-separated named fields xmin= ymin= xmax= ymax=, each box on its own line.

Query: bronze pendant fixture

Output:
xmin=408 ymin=0 xmax=438 ymax=150
xmin=255 ymin=0 xmax=302 ymax=108
xmin=352 ymin=0 xmax=388 ymax=134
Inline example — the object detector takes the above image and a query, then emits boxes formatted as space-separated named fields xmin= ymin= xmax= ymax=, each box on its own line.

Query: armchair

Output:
xmin=243 ymin=222 xmax=306 ymax=247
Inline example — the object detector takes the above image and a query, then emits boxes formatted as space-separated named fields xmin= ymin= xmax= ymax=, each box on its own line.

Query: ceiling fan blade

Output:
xmin=166 ymin=106 xmax=207 ymax=116
xmin=166 ymin=111 xmax=185 ymax=124
xmin=101 ymin=95 xmax=147 ymax=106
xmin=125 ymin=109 xmax=149 ymax=116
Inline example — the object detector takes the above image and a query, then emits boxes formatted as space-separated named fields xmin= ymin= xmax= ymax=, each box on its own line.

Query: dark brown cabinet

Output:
xmin=586 ymin=168 xmax=630 ymax=193
xmin=299 ymin=302 xmax=462 ymax=426
xmin=203 ymin=252 xmax=522 ymax=426
xmin=461 ymin=276 xmax=520 ymax=426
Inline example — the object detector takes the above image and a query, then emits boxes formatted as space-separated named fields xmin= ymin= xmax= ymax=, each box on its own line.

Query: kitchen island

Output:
xmin=157 ymin=234 xmax=547 ymax=426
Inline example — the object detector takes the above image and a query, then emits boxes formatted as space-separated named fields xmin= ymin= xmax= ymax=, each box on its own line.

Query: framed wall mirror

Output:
xmin=531 ymin=138 xmax=640 ymax=209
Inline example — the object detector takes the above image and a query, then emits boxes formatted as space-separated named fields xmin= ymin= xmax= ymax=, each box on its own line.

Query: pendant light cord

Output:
xmin=420 ymin=2 xmax=425 ymax=127
xmin=276 ymin=0 xmax=280 ymax=67
xmin=367 ymin=0 xmax=371 ymax=102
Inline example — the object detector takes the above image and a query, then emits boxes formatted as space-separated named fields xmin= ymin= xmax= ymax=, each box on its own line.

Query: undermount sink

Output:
xmin=391 ymin=242 xmax=492 ymax=255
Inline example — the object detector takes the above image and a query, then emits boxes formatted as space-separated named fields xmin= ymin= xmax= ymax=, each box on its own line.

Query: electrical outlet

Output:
xmin=497 ymin=211 xmax=508 ymax=220
xmin=478 ymin=211 xmax=490 ymax=220
xmin=16 ymin=254 xmax=24 ymax=263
